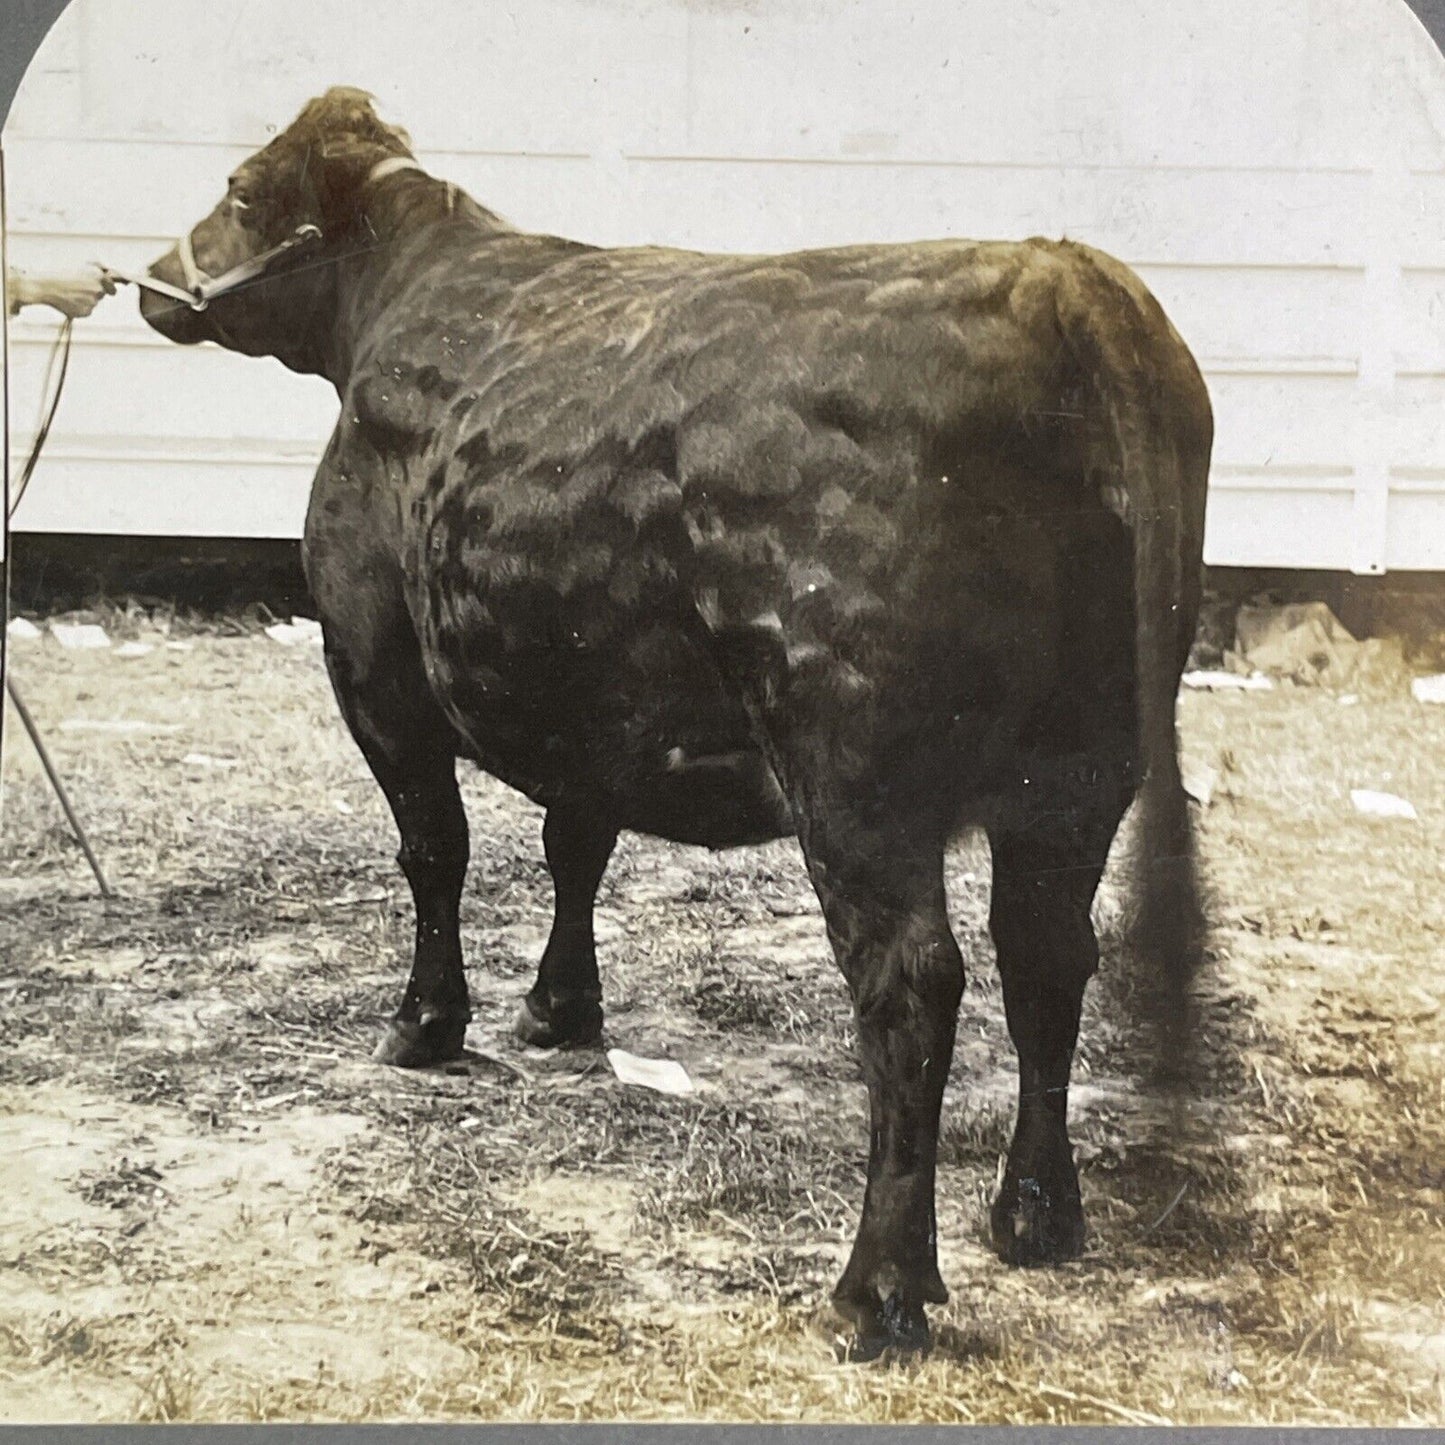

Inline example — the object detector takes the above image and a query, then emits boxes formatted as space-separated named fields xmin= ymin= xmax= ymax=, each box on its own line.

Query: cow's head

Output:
xmin=139 ymin=87 xmax=413 ymax=371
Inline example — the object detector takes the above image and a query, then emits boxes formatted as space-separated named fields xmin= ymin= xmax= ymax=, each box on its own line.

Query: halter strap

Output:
xmin=367 ymin=156 xmax=426 ymax=184
xmin=367 ymin=155 xmax=455 ymax=214
xmin=177 ymin=229 xmax=205 ymax=296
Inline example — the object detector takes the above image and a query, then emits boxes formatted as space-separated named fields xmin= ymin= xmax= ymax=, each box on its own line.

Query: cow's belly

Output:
xmin=612 ymin=744 xmax=795 ymax=848
xmin=416 ymin=601 xmax=794 ymax=848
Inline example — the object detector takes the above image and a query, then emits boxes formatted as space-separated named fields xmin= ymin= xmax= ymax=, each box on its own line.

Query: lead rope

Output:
xmin=10 ymin=317 xmax=73 ymax=520
xmin=3 ymin=315 xmax=114 ymax=898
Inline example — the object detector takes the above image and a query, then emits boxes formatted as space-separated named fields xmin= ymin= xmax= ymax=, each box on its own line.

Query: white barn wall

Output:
xmin=4 ymin=0 xmax=1444 ymax=571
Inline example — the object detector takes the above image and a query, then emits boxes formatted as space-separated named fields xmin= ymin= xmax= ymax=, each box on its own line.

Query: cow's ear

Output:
xmin=315 ymin=142 xmax=417 ymax=232
xmin=301 ymin=88 xmax=413 ymax=228
xmin=313 ymin=143 xmax=377 ymax=227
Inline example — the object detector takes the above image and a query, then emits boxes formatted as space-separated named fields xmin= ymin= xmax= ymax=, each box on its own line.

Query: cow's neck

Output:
xmin=321 ymin=166 xmax=511 ymax=389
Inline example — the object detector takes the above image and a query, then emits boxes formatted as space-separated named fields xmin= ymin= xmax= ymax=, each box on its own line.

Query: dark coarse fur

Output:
xmin=140 ymin=88 xmax=1213 ymax=1358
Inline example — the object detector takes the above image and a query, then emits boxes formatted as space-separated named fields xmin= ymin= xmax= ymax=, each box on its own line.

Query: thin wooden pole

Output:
xmin=4 ymin=674 xmax=115 ymax=899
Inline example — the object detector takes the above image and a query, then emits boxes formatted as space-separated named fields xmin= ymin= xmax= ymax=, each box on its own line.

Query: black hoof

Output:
xmin=512 ymin=991 xmax=603 ymax=1049
xmin=990 ymin=1174 xmax=1086 ymax=1266
xmin=373 ymin=1011 xmax=469 ymax=1068
xmin=834 ymin=1291 xmax=933 ymax=1363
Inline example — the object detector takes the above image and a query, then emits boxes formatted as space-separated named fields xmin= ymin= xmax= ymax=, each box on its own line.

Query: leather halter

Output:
xmin=109 ymin=222 xmax=321 ymax=313
xmin=173 ymin=222 xmax=322 ymax=311
xmin=115 ymin=156 xmax=429 ymax=310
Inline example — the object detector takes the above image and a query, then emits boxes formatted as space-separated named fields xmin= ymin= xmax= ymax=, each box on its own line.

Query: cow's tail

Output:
xmin=1051 ymin=241 xmax=1213 ymax=1089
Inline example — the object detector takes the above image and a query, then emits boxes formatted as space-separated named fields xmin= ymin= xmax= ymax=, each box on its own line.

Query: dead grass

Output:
xmin=360 ymin=1137 xmax=625 ymax=1327
xmin=682 ymin=943 xmax=822 ymax=1042
xmin=634 ymin=1103 xmax=858 ymax=1237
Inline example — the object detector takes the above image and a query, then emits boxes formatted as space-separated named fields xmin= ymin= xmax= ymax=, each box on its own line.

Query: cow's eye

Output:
xmin=232 ymin=192 xmax=251 ymax=213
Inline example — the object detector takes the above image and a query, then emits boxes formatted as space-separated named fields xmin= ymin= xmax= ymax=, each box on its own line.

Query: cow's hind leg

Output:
xmin=986 ymin=770 xmax=1131 ymax=1265
xmin=514 ymin=801 xmax=617 ymax=1048
xmin=799 ymin=805 xmax=963 ymax=1358
xmin=323 ymin=645 xmax=472 ymax=1069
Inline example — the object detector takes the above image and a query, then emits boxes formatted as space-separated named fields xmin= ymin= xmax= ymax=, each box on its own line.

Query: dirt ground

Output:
xmin=0 ymin=606 xmax=1441 ymax=1425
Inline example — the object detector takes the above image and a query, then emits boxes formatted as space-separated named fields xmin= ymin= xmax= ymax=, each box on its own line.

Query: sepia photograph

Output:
xmin=0 ymin=0 xmax=1442 ymax=1426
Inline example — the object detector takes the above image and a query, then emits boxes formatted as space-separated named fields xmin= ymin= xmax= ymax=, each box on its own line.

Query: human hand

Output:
xmin=49 ymin=262 xmax=119 ymax=317
xmin=10 ymin=263 xmax=118 ymax=318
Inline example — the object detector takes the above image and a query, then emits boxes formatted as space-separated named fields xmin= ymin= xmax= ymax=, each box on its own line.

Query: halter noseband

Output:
xmin=174 ymin=222 xmax=323 ymax=311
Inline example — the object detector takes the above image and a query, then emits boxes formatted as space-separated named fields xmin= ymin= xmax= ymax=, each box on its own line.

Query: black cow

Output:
xmin=140 ymin=88 xmax=1212 ymax=1357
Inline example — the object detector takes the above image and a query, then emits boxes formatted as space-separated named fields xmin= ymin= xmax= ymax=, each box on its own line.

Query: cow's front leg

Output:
xmin=323 ymin=645 xmax=472 ymax=1069
xmin=803 ymin=816 xmax=963 ymax=1360
xmin=371 ymin=753 xmax=471 ymax=1067
xmin=514 ymin=800 xmax=617 ymax=1048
